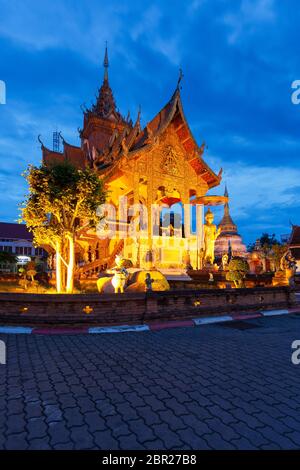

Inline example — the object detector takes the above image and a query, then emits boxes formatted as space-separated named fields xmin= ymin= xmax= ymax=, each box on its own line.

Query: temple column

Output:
xmin=196 ymin=204 xmax=204 ymax=270
xmin=132 ymin=172 xmax=140 ymax=267
xmin=183 ymin=196 xmax=192 ymax=268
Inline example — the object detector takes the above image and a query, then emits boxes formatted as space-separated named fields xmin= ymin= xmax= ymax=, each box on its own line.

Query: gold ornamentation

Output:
xmin=19 ymin=307 xmax=28 ymax=314
xmin=160 ymin=145 xmax=179 ymax=176
xmin=83 ymin=305 xmax=93 ymax=314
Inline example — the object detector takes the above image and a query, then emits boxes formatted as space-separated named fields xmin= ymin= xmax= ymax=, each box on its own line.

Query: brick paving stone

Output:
xmin=2 ymin=316 xmax=300 ymax=450
xmin=206 ymin=405 xmax=236 ymax=424
xmin=128 ymin=418 xmax=157 ymax=443
xmin=25 ymin=401 xmax=43 ymax=419
xmin=93 ymin=429 xmax=120 ymax=450
xmin=158 ymin=410 xmax=186 ymax=431
xmin=28 ymin=437 xmax=51 ymax=450
xmin=177 ymin=428 xmax=211 ymax=450
xmin=7 ymin=399 xmax=24 ymax=415
xmin=118 ymin=434 xmax=144 ymax=450
xmin=230 ymin=437 xmax=257 ymax=450
xmin=84 ymin=410 xmax=107 ymax=432
xmin=229 ymin=422 xmax=270 ymax=448
xmin=253 ymin=412 xmax=293 ymax=433
xmin=77 ymin=396 xmax=96 ymax=413
xmin=48 ymin=421 xmax=70 ymax=445
xmin=70 ymin=425 xmax=94 ymax=449
xmin=285 ymin=431 xmax=300 ymax=446
xmin=280 ymin=416 xmax=300 ymax=432
xmin=6 ymin=414 xmax=26 ymax=434
xmin=53 ymin=442 xmax=74 ymax=450
xmin=203 ymin=432 xmax=237 ymax=450
xmin=27 ymin=417 xmax=48 ymax=439
xmin=64 ymin=407 xmax=85 ymax=427
xmin=205 ymin=417 xmax=241 ymax=441
xmin=152 ymin=423 xmax=184 ymax=449
xmin=5 ymin=433 xmax=28 ymax=450
xmin=164 ymin=397 xmax=188 ymax=416
xmin=229 ymin=408 xmax=264 ymax=429
xmin=258 ymin=426 xmax=298 ymax=449
xmin=143 ymin=438 xmax=166 ymax=450
xmin=44 ymin=404 xmax=63 ymax=423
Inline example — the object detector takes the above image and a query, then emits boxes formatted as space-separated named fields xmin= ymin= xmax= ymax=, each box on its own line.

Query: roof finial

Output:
xmin=177 ymin=68 xmax=184 ymax=90
xmin=103 ymin=41 xmax=109 ymax=82
xmin=224 ymin=183 xmax=229 ymax=198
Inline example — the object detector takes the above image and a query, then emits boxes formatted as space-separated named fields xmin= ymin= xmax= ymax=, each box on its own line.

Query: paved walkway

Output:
xmin=1 ymin=315 xmax=300 ymax=450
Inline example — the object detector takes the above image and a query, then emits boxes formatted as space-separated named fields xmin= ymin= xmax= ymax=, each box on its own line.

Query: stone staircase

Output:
xmin=76 ymin=239 xmax=124 ymax=278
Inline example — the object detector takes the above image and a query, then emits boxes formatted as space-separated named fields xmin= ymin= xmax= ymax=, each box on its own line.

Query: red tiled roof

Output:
xmin=42 ymin=143 xmax=88 ymax=170
xmin=0 ymin=223 xmax=33 ymax=240
xmin=64 ymin=143 xmax=87 ymax=170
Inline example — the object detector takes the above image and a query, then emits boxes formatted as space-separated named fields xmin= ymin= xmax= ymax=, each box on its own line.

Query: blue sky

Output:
xmin=0 ymin=0 xmax=300 ymax=244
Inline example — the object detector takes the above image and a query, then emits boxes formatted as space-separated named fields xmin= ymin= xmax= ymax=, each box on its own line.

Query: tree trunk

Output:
xmin=56 ymin=242 xmax=62 ymax=293
xmin=66 ymin=234 xmax=75 ymax=294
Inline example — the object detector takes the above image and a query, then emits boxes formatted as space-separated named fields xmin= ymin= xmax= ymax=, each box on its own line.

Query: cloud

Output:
xmin=0 ymin=0 xmax=123 ymax=62
xmin=223 ymin=0 xmax=276 ymax=44
xmin=0 ymin=0 xmax=300 ymax=242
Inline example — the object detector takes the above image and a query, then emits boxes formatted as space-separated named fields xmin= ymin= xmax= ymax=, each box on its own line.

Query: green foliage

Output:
xmin=0 ymin=252 xmax=17 ymax=264
xmin=20 ymin=162 xmax=107 ymax=249
xmin=20 ymin=161 xmax=107 ymax=292
xmin=226 ymin=257 xmax=250 ymax=288
xmin=248 ymin=233 xmax=281 ymax=253
xmin=270 ymin=244 xmax=287 ymax=271
xmin=260 ymin=233 xmax=279 ymax=247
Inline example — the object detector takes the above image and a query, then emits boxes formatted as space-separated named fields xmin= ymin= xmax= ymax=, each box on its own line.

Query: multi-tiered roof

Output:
xmin=42 ymin=47 xmax=221 ymax=189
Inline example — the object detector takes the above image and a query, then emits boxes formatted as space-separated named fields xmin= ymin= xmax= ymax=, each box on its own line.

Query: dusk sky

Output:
xmin=1 ymin=0 xmax=300 ymax=244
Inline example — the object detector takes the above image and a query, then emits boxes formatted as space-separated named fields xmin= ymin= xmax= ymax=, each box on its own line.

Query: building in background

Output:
xmin=288 ymin=225 xmax=300 ymax=272
xmin=214 ymin=186 xmax=248 ymax=260
xmin=0 ymin=222 xmax=47 ymax=273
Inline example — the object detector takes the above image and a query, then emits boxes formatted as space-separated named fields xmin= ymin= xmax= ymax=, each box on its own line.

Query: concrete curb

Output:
xmin=0 ymin=307 xmax=299 ymax=335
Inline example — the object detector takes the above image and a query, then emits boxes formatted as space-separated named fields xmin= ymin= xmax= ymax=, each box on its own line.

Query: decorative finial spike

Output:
xmin=177 ymin=68 xmax=184 ymax=89
xmin=103 ymin=42 xmax=109 ymax=81
xmin=224 ymin=184 xmax=229 ymax=198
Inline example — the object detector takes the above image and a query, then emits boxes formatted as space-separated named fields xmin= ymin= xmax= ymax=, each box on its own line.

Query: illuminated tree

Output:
xmin=21 ymin=162 xmax=106 ymax=293
xmin=226 ymin=257 xmax=250 ymax=288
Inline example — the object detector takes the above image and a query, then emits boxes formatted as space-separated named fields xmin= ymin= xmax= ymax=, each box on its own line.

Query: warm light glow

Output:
xmin=83 ymin=305 xmax=93 ymax=314
xmin=19 ymin=307 xmax=28 ymax=313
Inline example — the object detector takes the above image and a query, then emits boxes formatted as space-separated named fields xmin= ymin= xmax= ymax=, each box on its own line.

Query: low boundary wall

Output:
xmin=0 ymin=286 xmax=296 ymax=326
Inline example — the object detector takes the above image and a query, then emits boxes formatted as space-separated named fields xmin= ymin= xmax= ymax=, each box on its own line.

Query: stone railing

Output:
xmin=0 ymin=286 xmax=295 ymax=326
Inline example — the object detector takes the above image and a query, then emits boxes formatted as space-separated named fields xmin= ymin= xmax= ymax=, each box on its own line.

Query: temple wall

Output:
xmin=0 ymin=287 xmax=295 ymax=326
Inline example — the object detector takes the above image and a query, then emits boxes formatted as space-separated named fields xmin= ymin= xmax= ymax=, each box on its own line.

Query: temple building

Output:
xmin=214 ymin=186 xmax=247 ymax=260
xmin=41 ymin=47 xmax=224 ymax=275
xmin=288 ymin=225 xmax=300 ymax=271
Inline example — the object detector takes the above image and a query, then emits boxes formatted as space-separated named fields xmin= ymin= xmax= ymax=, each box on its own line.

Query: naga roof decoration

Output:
xmin=94 ymin=87 xmax=222 ymax=189
xmin=41 ymin=140 xmax=88 ymax=170
xmin=42 ymin=48 xmax=221 ymax=189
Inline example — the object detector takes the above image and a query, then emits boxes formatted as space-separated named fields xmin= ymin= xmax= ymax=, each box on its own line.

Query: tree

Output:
xmin=270 ymin=244 xmax=288 ymax=272
xmin=21 ymin=162 xmax=106 ymax=293
xmin=0 ymin=252 xmax=17 ymax=264
xmin=248 ymin=233 xmax=281 ymax=253
xmin=226 ymin=257 xmax=250 ymax=288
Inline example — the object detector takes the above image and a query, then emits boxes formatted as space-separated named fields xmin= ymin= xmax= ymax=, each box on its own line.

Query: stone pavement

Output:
xmin=1 ymin=315 xmax=300 ymax=450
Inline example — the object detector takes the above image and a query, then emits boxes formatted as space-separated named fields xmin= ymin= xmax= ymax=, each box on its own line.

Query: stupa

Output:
xmin=214 ymin=186 xmax=247 ymax=260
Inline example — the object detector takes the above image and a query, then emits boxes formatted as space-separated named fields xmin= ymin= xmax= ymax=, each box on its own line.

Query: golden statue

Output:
xmin=203 ymin=209 xmax=221 ymax=265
